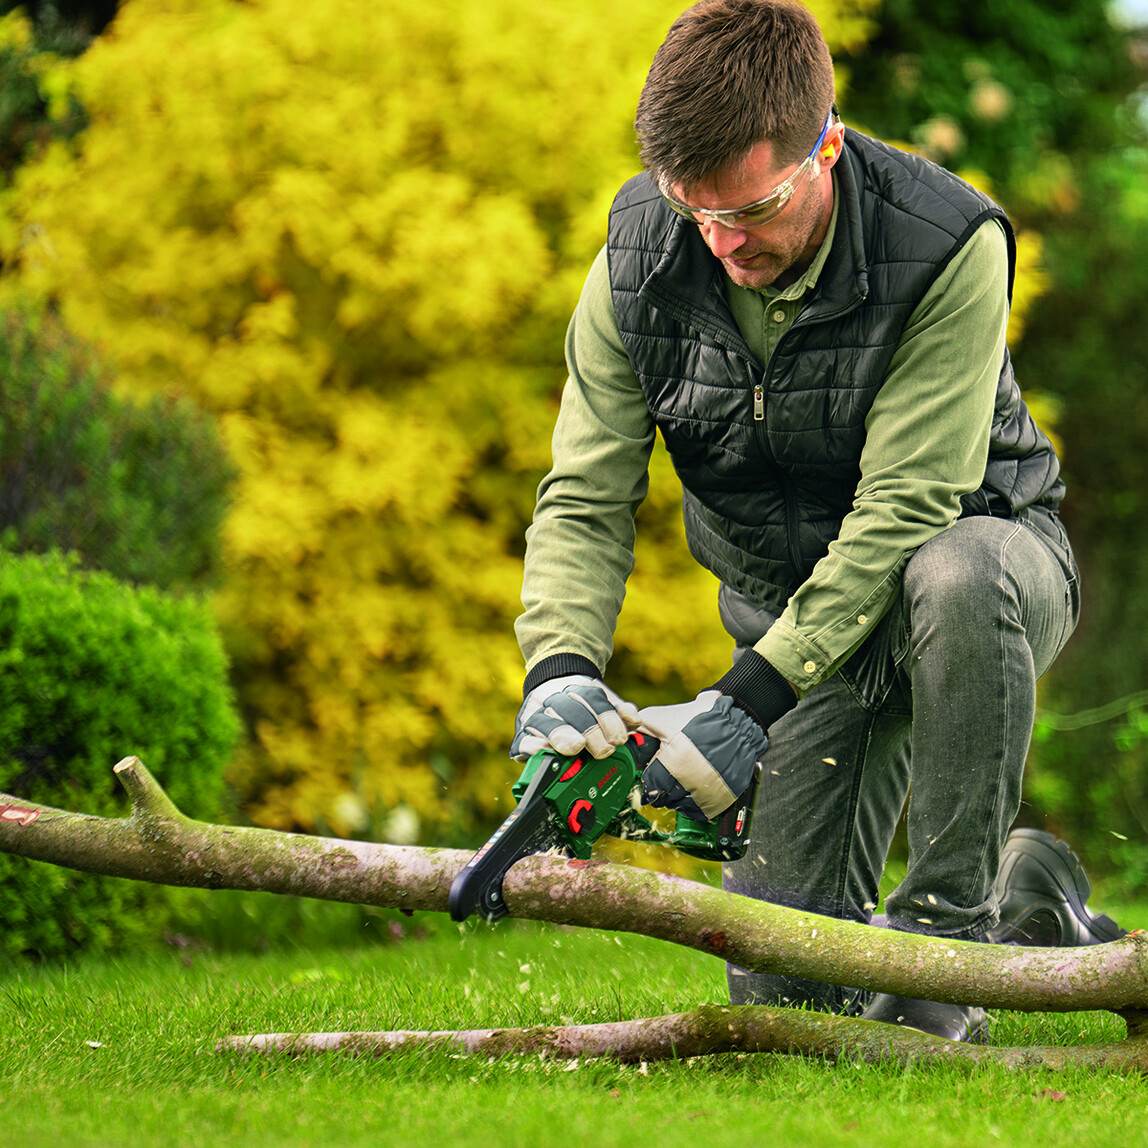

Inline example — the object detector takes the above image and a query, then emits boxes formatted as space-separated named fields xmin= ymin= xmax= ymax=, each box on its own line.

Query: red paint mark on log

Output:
xmin=700 ymin=928 xmax=729 ymax=954
xmin=567 ymin=860 xmax=590 ymax=870
xmin=0 ymin=804 xmax=40 ymax=827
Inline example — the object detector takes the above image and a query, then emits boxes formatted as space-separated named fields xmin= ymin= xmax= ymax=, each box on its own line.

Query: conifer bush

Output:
xmin=0 ymin=308 xmax=234 ymax=590
xmin=0 ymin=549 xmax=240 ymax=960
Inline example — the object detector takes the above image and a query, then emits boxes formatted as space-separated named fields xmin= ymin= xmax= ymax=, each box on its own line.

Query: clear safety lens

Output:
xmin=659 ymin=111 xmax=834 ymax=230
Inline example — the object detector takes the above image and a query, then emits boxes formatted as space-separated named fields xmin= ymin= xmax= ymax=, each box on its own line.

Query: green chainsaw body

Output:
xmin=448 ymin=734 xmax=762 ymax=922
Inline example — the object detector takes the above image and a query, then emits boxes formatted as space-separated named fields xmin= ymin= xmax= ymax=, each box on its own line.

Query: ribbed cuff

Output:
xmin=522 ymin=653 xmax=602 ymax=698
xmin=712 ymin=650 xmax=798 ymax=731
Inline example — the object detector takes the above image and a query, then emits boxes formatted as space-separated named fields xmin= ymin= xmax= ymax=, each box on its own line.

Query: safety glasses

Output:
xmin=658 ymin=112 xmax=835 ymax=230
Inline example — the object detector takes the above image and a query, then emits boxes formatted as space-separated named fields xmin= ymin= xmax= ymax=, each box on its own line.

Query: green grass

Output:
xmin=3 ymin=898 xmax=1148 ymax=1148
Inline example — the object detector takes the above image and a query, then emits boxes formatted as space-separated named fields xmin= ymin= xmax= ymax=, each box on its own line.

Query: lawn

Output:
xmin=3 ymin=888 xmax=1148 ymax=1148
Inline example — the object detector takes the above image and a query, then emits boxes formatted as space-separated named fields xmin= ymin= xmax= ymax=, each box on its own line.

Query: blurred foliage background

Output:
xmin=0 ymin=0 xmax=1146 ymax=950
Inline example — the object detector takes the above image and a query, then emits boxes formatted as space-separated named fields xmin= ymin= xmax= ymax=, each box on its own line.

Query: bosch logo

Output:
xmin=598 ymin=764 xmax=618 ymax=788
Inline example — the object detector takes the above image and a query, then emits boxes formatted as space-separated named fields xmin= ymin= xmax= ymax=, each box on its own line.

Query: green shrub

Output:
xmin=0 ymin=549 xmax=240 ymax=960
xmin=0 ymin=308 xmax=235 ymax=590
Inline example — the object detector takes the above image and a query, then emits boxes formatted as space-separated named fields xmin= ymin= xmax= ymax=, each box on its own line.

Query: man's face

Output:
xmin=670 ymin=131 xmax=840 ymax=291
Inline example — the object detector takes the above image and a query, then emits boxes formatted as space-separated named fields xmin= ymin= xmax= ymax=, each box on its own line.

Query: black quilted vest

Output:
xmin=607 ymin=128 xmax=1063 ymax=613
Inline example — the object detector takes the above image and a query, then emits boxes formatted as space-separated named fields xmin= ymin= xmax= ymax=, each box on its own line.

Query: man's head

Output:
xmin=635 ymin=0 xmax=836 ymax=188
xmin=635 ymin=0 xmax=841 ymax=291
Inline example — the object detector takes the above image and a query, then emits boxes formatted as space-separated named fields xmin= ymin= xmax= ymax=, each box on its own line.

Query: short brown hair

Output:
xmin=635 ymin=0 xmax=835 ymax=187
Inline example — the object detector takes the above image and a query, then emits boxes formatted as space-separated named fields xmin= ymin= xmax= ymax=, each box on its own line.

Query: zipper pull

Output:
xmin=753 ymin=384 xmax=764 ymax=421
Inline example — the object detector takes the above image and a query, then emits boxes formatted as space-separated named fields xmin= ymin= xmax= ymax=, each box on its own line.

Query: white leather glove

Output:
xmin=511 ymin=675 xmax=640 ymax=761
xmin=638 ymin=690 xmax=769 ymax=820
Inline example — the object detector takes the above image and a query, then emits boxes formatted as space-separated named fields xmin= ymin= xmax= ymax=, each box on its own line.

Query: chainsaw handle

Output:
xmin=624 ymin=731 xmax=660 ymax=770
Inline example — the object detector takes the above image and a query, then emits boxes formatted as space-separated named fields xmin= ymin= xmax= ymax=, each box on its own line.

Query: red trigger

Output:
xmin=567 ymin=799 xmax=594 ymax=835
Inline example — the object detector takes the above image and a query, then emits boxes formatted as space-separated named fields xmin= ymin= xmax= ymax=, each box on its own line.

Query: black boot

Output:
xmin=860 ymin=993 xmax=989 ymax=1043
xmin=862 ymin=830 xmax=1123 ymax=1043
xmin=987 ymin=828 xmax=1126 ymax=946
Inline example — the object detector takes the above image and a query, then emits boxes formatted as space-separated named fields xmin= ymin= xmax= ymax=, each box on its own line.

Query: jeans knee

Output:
xmin=903 ymin=542 xmax=1003 ymax=628
xmin=907 ymin=517 xmax=1032 ymax=622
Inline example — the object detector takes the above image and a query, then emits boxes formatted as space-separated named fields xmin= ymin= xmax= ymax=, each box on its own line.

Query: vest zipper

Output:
xmin=754 ymin=350 xmax=805 ymax=588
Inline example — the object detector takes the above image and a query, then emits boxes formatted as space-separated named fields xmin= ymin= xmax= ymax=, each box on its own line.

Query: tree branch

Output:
xmin=5 ymin=760 xmax=1148 ymax=1072
xmin=218 ymin=1003 xmax=1148 ymax=1074
xmin=1 ymin=758 xmax=461 ymax=911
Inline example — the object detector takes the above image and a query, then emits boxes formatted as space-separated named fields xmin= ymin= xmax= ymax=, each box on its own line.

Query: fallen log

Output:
xmin=4 ymin=757 xmax=1148 ymax=1072
xmin=218 ymin=1003 xmax=1148 ymax=1074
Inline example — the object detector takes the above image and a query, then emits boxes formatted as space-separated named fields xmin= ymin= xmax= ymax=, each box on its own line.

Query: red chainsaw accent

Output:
xmin=559 ymin=758 xmax=584 ymax=782
xmin=567 ymin=799 xmax=594 ymax=835
xmin=632 ymin=732 xmax=646 ymax=746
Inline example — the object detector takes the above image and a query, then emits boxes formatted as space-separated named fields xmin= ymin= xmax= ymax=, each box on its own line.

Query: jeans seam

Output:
xmin=836 ymin=710 xmax=880 ymax=921
xmin=1018 ymin=511 xmax=1080 ymax=666
xmin=962 ymin=519 xmax=1023 ymax=912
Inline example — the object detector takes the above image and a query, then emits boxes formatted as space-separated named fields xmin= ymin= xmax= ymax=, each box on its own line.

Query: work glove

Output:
xmin=639 ymin=650 xmax=798 ymax=821
xmin=511 ymin=674 xmax=640 ymax=762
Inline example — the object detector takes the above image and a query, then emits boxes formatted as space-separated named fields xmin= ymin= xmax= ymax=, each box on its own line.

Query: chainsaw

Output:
xmin=448 ymin=732 xmax=762 ymax=922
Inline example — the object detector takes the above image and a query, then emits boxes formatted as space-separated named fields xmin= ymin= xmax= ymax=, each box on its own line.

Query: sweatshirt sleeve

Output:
xmin=755 ymin=219 xmax=1011 ymax=691
xmin=514 ymin=246 xmax=655 ymax=678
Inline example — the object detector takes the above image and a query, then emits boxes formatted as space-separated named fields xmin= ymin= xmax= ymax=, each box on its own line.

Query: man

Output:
xmin=510 ymin=0 xmax=1123 ymax=1042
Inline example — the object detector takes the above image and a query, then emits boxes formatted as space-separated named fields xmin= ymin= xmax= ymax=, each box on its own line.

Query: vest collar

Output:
xmin=804 ymin=130 xmax=870 ymax=321
xmin=637 ymin=208 xmax=742 ymax=349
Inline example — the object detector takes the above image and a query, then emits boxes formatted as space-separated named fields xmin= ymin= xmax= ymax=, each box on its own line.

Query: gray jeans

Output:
xmin=721 ymin=507 xmax=1080 ymax=1011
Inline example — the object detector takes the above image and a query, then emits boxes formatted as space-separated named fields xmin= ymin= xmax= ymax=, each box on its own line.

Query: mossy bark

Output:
xmin=5 ymin=758 xmax=1148 ymax=1071
xmin=218 ymin=1004 xmax=1148 ymax=1073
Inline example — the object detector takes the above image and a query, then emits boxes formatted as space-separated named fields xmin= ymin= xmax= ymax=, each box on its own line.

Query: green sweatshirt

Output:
xmin=516 ymin=191 xmax=1010 ymax=695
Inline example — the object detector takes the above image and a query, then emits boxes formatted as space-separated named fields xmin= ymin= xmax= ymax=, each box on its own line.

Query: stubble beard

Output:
xmin=721 ymin=249 xmax=795 ymax=290
xmin=717 ymin=186 xmax=826 ymax=291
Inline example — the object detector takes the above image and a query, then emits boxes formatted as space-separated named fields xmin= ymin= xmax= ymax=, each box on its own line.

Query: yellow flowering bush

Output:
xmin=0 ymin=0 xmax=885 ymax=841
